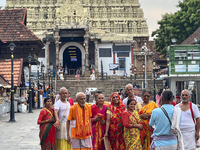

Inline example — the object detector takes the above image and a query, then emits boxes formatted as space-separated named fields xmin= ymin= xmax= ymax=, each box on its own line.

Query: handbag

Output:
xmin=128 ymin=110 xmax=147 ymax=145
xmin=56 ymin=103 xmax=69 ymax=139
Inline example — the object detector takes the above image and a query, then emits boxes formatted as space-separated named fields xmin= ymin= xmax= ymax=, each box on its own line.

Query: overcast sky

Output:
xmin=0 ymin=0 xmax=181 ymax=40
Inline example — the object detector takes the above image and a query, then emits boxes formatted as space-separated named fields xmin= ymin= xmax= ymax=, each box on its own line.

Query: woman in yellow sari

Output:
xmin=135 ymin=89 xmax=158 ymax=150
xmin=122 ymin=98 xmax=144 ymax=150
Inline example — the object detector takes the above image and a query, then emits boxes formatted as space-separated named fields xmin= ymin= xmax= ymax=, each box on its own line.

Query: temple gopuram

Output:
xmin=6 ymin=0 xmax=154 ymax=76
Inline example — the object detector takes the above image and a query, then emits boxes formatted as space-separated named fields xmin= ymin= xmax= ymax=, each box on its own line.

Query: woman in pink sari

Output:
xmin=91 ymin=93 xmax=107 ymax=150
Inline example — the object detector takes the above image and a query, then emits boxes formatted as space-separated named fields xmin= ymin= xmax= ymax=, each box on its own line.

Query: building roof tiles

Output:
xmin=0 ymin=8 xmax=41 ymax=43
xmin=0 ymin=59 xmax=23 ymax=87
xmin=181 ymin=27 xmax=200 ymax=44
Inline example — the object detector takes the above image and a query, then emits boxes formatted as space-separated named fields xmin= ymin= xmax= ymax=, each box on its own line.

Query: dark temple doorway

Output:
xmin=63 ymin=46 xmax=82 ymax=75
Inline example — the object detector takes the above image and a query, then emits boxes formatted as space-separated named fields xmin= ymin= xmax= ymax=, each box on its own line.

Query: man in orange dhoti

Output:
xmin=67 ymin=92 xmax=93 ymax=150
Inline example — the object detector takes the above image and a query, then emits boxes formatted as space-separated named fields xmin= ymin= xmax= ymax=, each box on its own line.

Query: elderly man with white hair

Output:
xmin=175 ymin=89 xmax=200 ymax=150
xmin=67 ymin=92 xmax=92 ymax=150
xmin=123 ymin=83 xmax=143 ymax=107
xmin=54 ymin=87 xmax=71 ymax=150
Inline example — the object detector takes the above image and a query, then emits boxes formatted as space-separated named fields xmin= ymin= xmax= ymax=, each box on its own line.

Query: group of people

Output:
xmin=37 ymin=83 xmax=200 ymax=150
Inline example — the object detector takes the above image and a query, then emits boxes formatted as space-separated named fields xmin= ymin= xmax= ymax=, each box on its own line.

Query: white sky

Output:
xmin=0 ymin=0 xmax=181 ymax=40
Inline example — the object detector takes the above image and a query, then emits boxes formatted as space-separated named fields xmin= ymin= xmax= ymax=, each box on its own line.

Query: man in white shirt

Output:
xmin=123 ymin=83 xmax=143 ymax=107
xmin=175 ymin=89 xmax=200 ymax=150
xmin=85 ymin=88 xmax=91 ymax=103
xmin=54 ymin=87 xmax=71 ymax=150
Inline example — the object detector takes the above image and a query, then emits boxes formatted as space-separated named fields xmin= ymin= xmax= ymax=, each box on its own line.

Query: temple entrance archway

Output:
xmin=59 ymin=42 xmax=85 ymax=74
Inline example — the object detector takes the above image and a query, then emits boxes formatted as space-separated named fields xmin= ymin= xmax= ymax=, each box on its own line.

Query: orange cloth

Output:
xmin=68 ymin=103 xmax=92 ymax=139
xmin=135 ymin=102 xmax=158 ymax=150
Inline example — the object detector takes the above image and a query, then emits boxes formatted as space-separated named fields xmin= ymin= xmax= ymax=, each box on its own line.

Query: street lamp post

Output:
xmin=51 ymin=70 xmax=53 ymax=90
xmin=27 ymin=53 xmax=33 ymax=113
xmin=8 ymin=42 xmax=16 ymax=122
xmin=143 ymin=63 xmax=145 ymax=89
xmin=130 ymin=69 xmax=132 ymax=84
xmin=134 ymin=67 xmax=137 ymax=86
xmin=41 ymin=64 xmax=45 ymax=92
xmin=142 ymin=43 xmax=148 ymax=89
xmin=153 ymin=59 xmax=156 ymax=102
xmin=36 ymin=61 xmax=40 ymax=109
xmin=48 ymin=68 xmax=51 ymax=94
xmin=166 ymin=55 xmax=170 ymax=89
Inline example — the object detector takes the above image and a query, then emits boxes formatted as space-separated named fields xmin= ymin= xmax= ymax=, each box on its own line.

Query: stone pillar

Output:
xmin=45 ymin=41 xmax=50 ymax=72
xmin=196 ymin=81 xmax=200 ymax=104
xmin=131 ymin=43 xmax=134 ymax=74
xmin=94 ymin=39 xmax=98 ymax=76
xmin=177 ymin=81 xmax=181 ymax=95
xmin=84 ymin=28 xmax=90 ymax=76
xmin=170 ymin=78 xmax=176 ymax=98
xmin=54 ymin=28 xmax=60 ymax=93
xmin=181 ymin=81 xmax=184 ymax=91
xmin=54 ymin=29 xmax=60 ymax=69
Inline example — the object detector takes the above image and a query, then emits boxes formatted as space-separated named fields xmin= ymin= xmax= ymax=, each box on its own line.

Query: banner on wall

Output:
xmin=188 ymin=65 xmax=199 ymax=72
xmin=109 ymin=63 xmax=119 ymax=70
xmin=175 ymin=65 xmax=186 ymax=72
xmin=133 ymin=85 xmax=141 ymax=96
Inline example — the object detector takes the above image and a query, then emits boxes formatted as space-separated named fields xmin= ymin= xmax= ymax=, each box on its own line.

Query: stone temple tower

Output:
xmin=6 ymin=0 xmax=153 ymax=76
xmin=6 ymin=0 xmax=149 ymax=39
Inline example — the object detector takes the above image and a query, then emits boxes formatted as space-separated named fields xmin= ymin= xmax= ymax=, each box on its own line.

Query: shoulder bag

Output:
xmin=56 ymin=102 xmax=69 ymax=140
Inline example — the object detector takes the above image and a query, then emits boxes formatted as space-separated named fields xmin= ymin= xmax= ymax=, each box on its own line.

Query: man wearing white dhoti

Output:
xmin=175 ymin=89 xmax=200 ymax=150
xmin=39 ymin=89 xmax=44 ymax=108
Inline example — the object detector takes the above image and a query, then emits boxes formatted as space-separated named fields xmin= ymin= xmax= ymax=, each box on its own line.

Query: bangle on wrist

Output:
xmin=46 ymin=120 xmax=48 ymax=123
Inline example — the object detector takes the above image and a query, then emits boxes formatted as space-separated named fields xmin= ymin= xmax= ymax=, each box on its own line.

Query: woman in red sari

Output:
xmin=91 ymin=93 xmax=107 ymax=150
xmin=104 ymin=92 xmax=126 ymax=150
xmin=67 ymin=91 xmax=74 ymax=106
xmin=37 ymin=97 xmax=56 ymax=150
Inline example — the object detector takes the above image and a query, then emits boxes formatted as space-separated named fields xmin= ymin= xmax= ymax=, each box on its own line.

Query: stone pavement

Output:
xmin=0 ymin=108 xmax=200 ymax=150
xmin=0 ymin=109 xmax=41 ymax=150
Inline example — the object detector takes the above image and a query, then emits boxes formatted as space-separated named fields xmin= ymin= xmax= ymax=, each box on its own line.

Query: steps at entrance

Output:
xmin=51 ymin=79 xmax=163 ymax=102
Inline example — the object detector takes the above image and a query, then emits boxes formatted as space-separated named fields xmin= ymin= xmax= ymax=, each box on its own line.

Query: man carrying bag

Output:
xmin=54 ymin=87 xmax=71 ymax=150
xmin=149 ymin=90 xmax=184 ymax=150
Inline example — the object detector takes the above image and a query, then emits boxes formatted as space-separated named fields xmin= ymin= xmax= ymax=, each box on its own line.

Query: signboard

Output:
xmin=109 ymin=63 xmax=119 ymax=70
xmin=188 ymin=65 xmax=199 ymax=72
xmin=133 ymin=85 xmax=140 ymax=96
xmin=175 ymin=65 xmax=186 ymax=72
xmin=169 ymin=45 xmax=200 ymax=74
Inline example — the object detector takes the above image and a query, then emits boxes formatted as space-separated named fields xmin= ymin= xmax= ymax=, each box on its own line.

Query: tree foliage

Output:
xmin=5 ymin=6 xmax=10 ymax=9
xmin=152 ymin=0 xmax=200 ymax=57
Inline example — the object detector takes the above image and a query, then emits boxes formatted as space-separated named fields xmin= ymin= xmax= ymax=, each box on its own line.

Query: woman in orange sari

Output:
xmin=104 ymin=92 xmax=126 ymax=150
xmin=37 ymin=97 xmax=56 ymax=150
xmin=135 ymin=89 xmax=158 ymax=150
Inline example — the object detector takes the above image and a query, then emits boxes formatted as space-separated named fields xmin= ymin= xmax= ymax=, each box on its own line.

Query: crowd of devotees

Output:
xmin=37 ymin=83 xmax=200 ymax=150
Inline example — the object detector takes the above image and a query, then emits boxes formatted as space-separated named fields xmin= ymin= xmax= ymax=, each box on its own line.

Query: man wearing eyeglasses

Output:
xmin=175 ymin=89 xmax=200 ymax=149
xmin=123 ymin=83 xmax=143 ymax=107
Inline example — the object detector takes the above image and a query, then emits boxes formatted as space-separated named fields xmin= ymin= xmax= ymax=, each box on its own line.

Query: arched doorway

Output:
xmin=59 ymin=42 xmax=85 ymax=74
xmin=63 ymin=46 xmax=82 ymax=74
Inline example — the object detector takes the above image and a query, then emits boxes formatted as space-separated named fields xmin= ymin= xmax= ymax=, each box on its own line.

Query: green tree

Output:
xmin=152 ymin=0 xmax=200 ymax=57
xmin=5 ymin=5 xmax=10 ymax=9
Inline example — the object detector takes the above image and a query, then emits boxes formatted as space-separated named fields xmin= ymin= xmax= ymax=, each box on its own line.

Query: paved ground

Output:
xmin=0 ymin=109 xmax=41 ymax=150
xmin=0 ymin=108 xmax=200 ymax=150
